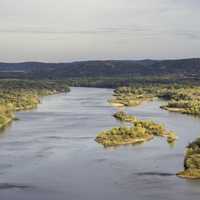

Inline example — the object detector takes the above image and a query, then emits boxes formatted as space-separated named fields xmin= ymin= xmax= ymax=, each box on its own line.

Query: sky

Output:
xmin=0 ymin=0 xmax=200 ymax=62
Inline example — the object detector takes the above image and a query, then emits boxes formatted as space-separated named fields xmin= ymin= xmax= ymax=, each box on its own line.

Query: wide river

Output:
xmin=0 ymin=87 xmax=200 ymax=200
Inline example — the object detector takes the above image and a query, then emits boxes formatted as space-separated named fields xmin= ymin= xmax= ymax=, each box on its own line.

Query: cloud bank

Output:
xmin=0 ymin=0 xmax=199 ymax=61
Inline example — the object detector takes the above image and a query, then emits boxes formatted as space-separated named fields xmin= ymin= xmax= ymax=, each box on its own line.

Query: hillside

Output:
xmin=0 ymin=58 xmax=200 ymax=85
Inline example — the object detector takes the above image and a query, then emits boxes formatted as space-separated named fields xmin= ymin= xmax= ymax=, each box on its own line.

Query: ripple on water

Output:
xmin=44 ymin=136 xmax=94 ymax=141
xmin=134 ymin=172 xmax=175 ymax=177
xmin=0 ymin=183 xmax=35 ymax=190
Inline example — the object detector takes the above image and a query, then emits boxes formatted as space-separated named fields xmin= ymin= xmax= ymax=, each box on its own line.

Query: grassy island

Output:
xmin=177 ymin=138 xmax=200 ymax=179
xmin=96 ymin=113 xmax=176 ymax=147
xmin=96 ymin=126 xmax=154 ymax=147
xmin=0 ymin=80 xmax=70 ymax=129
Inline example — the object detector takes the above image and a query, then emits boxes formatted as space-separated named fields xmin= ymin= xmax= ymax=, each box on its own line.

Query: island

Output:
xmin=96 ymin=112 xmax=176 ymax=147
xmin=177 ymin=138 xmax=200 ymax=179
xmin=109 ymin=85 xmax=200 ymax=117
xmin=113 ymin=111 xmax=137 ymax=123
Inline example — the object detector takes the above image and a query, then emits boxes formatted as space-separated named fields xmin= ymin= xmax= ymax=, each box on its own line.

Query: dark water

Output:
xmin=0 ymin=87 xmax=200 ymax=200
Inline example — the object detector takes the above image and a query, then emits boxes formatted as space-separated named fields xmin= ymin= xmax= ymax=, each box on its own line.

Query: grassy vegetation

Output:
xmin=96 ymin=126 xmax=154 ymax=147
xmin=167 ymin=131 xmax=177 ymax=143
xmin=177 ymin=138 xmax=200 ymax=179
xmin=113 ymin=111 xmax=137 ymax=123
xmin=0 ymin=80 xmax=70 ymax=129
xmin=0 ymin=104 xmax=14 ymax=129
xmin=110 ymin=85 xmax=200 ymax=116
xmin=109 ymin=86 xmax=154 ymax=107
xmin=96 ymin=113 xmax=176 ymax=147
xmin=158 ymin=86 xmax=200 ymax=116
xmin=161 ymin=100 xmax=200 ymax=115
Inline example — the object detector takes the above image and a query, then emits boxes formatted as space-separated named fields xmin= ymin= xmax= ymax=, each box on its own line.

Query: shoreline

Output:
xmin=0 ymin=87 xmax=70 ymax=131
xmin=96 ymin=134 xmax=154 ymax=147
xmin=160 ymin=106 xmax=186 ymax=113
xmin=0 ymin=117 xmax=13 ymax=130
xmin=177 ymin=170 xmax=200 ymax=179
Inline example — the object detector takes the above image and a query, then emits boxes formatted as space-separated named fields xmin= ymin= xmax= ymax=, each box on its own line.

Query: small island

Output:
xmin=95 ymin=126 xmax=154 ymax=147
xmin=113 ymin=111 xmax=137 ymax=123
xmin=96 ymin=112 xmax=176 ymax=147
xmin=166 ymin=131 xmax=177 ymax=143
xmin=177 ymin=138 xmax=200 ymax=179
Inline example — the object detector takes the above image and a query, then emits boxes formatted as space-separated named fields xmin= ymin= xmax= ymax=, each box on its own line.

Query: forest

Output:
xmin=0 ymin=59 xmax=200 ymax=88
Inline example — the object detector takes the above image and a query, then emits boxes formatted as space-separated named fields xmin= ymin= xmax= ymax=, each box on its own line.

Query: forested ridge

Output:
xmin=0 ymin=59 xmax=200 ymax=84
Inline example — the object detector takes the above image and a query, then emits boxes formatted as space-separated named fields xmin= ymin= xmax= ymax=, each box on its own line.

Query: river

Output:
xmin=0 ymin=87 xmax=200 ymax=200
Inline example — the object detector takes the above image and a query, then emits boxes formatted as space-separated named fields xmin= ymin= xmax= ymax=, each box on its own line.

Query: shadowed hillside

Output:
xmin=0 ymin=59 xmax=200 ymax=87
xmin=0 ymin=58 xmax=199 ymax=78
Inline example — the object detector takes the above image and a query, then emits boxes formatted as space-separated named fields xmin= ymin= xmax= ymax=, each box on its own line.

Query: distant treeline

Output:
xmin=0 ymin=59 xmax=200 ymax=87
xmin=64 ymin=76 xmax=200 ymax=88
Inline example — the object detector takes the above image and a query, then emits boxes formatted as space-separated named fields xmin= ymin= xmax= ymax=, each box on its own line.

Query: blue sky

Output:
xmin=0 ymin=0 xmax=200 ymax=62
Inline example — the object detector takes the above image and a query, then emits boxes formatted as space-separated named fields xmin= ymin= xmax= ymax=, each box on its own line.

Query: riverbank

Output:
xmin=110 ymin=86 xmax=200 ymax=117
xmin=0 ymin=80 xmax=70 ymax=129
xmin=0 ymin=116 xmax=13 ymax=129
xmin=160 ymin=106 xmax=186 ymax=113
xmin=177 ymin=170 xmax=200 ymax=179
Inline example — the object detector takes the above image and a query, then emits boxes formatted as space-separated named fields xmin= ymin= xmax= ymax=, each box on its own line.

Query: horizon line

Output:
xmin=0 ymin=57 xmax=200 ymax=64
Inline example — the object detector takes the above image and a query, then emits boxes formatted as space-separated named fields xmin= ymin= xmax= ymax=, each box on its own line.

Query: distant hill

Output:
xmin=0 ymin=58 xmax=200 ymax=81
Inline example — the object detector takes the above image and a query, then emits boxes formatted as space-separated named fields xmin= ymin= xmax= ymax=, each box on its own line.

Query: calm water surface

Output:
xmin=0 ymin=87 xmax=200 ymax=200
